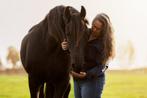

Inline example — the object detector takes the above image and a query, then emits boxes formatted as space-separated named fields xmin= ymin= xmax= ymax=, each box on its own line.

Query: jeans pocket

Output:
xmin=86 ymin=67 xmax=98 ymax=79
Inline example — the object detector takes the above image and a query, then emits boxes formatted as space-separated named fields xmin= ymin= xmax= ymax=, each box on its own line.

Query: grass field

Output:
xmin=0 ymin=70 xmax=147 ymax=98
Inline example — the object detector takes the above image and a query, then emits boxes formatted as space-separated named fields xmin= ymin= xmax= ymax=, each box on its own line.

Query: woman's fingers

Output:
xmin=61 ymin=40 xmax=69 ymax=50
xmin=80 ymin=72 xmax=86 ymax=75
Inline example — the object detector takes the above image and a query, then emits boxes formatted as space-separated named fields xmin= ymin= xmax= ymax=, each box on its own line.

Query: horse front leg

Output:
xmin=54 ymin=77 xmax=70 ymax=98
xmin=63 ymin=83 xmax=71 ymax=98
xmin=39 ymin=84 xmax=44 ymax=98
xmin=45 ymin=82 xmax=54 ymax=98
xmin=28 ymin=75 xmax=41 ymax=98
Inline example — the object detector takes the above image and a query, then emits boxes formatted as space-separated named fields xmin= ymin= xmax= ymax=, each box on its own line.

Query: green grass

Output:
xmin=0 ymin=71 xmax=147 ymax=98
xmin=103 ymin=71 xmax=147 ymax=98
xmin=0 ymin=75 xmax=29 ymax=98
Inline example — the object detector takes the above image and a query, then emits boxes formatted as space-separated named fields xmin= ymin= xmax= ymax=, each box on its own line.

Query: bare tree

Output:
xmin=7 ymin=46 xmax=20 ymax=68
xmin=126 ymin=40 xmax=135 ymax=64
xmin=118 ymin=40 xmax=135 ymax=68
xmin=0 ymin=57 xmax=2 ymax=66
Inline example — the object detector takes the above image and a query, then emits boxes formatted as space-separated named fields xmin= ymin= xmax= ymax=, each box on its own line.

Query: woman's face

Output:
xmin=91 ymin=20 xmax=103 ymax=37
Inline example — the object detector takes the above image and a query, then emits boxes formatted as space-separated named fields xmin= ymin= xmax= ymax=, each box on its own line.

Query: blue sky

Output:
xmin=0 ymin=0 xmax=147 ymax=69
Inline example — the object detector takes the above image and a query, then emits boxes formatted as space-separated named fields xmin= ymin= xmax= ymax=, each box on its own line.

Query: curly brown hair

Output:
xmin=92 ymin=13 xmax=115 ymax=64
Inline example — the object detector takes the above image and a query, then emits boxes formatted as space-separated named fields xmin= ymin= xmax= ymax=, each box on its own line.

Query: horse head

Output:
xmin=63 ymin=6 xmax=89 ymax=69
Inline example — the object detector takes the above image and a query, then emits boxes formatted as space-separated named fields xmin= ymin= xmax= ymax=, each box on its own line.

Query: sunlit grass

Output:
xmin=0 ymin=70 xmax=147 ymax=98
xmin=0 ymin=75 xmax=29 ymax=98
xmin=103 ymin=71 xmax=147 ymax=98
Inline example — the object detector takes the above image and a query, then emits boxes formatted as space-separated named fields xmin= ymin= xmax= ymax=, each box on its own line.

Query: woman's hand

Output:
xmin=61 ymin=39 xmax=69 ymax=50
xmin=71 ymin=71 xmax=87 ymax=79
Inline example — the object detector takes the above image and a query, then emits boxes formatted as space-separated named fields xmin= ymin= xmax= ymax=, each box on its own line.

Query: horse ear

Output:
xmin=80 ymin=6 xmax=86 ymax=18
xmin=64 ymin=6 xmax=71 ymax=23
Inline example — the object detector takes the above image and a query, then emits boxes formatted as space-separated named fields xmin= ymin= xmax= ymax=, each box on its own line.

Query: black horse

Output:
xmin=20 ymin=5 xmax=89 ymax=98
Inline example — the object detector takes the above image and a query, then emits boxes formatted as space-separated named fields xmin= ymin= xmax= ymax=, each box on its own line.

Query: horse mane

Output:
xmin=28 ymin=5 xmax=87 ymax=44
xmin=45 ymin=5 xmax=66 ymax=42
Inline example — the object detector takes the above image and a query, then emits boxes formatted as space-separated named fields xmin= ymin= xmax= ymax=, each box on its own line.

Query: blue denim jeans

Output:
xmin=73 ymin=66 xmax=105 ymax=98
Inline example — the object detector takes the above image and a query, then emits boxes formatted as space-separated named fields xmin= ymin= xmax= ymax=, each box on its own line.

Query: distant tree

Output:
xmin=6 ymin=46 xmax=20 ymax=68
xmin=118 ymin=40 xmax=135 ymax=67
xmin=126 ymin=40 xmax=135 ymax=64
xmin=0 ymin=57 xmax=2 ymax=66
